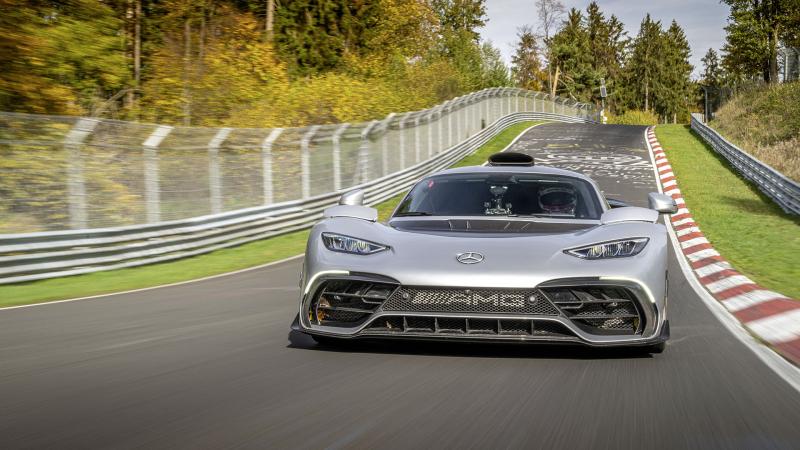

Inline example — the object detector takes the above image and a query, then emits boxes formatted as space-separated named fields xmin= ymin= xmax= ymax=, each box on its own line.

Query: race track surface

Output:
xmin=2 ymin=123 xmax=799 ymax=449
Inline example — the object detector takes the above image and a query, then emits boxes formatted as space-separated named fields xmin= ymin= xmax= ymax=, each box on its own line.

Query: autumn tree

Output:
xmin=511 ymin=26 xmax=543 ymax=90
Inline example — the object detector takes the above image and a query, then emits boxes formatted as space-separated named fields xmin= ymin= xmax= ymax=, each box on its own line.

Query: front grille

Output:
xmin=309 ymin=279 xmax=398 ymax=327
xmin=381 ymin=287 xmax=559 ymax=315
xmin=542 ymin=286 xmax=643 ymax=335
xmin=363 ymin=316 xmax=574 ymax=339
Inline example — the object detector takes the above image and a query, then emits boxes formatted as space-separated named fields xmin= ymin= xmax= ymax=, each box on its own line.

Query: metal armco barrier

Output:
xmin=0 ymin=110 xmax=595 ymax=284
xmin=690 ymin=113 xmax=800 ymax=215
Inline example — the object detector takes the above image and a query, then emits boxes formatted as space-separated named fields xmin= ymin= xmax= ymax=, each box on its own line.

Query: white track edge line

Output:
xmin=644 ymin=127 xmax=800 ymax=391
xmin=0 ymin=254 xmax=305 ymax=311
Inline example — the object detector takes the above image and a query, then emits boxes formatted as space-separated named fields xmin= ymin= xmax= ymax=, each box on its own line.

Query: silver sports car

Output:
xmin=292 ymin=152 xmax=677 ymax=353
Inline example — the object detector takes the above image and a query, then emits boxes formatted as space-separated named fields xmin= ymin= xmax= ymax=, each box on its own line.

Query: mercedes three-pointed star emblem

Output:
xmin=456 ymin=252 xmax=484 ymax=264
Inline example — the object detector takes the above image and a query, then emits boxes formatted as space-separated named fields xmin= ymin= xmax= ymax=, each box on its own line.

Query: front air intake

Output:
xmin=309 ymin=279 xmax=397 ymax=327
xmin=541 ymin=286 xmax=643 ymax=335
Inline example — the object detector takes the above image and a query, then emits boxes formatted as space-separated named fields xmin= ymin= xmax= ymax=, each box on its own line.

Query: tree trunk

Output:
xmin=266 ymin=0 xmax=275 ymax=41
xmin=133 ymin=0 xmax=141 ymax=99
xmin=644 ymin=80 xmax=648 ymax=112
xmin=183 ymin=17 xmax=192 ymax=126
xmin=768 ymin=23 xmax=779 ymax=83
xmin=550 ymin=65 xmax=560 ymax=98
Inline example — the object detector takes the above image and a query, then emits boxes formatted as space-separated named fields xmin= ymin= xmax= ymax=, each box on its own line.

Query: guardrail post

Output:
xmin=208 ymin=128 xmax=231 ymax=214
xmin=332 ymin=124 xmax=349 ymax=191
xmin=262 ymin=128 xmax=283 ymax=204
xmin=380 ymin=113 xmax=395 ymax=176
xmin=300 ymin=125 xmax=320 ymax=199
xmin=63 ymin=118 xmax=99 ymax=229
xmin=142 ymin=125 xmax=172 ymax=223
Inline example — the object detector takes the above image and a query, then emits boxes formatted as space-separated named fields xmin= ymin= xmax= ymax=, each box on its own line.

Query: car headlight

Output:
xmin=321 ymin=233 xmax=389 ymax=255
xmin=565 ymin=238 xmax=648 ymax=260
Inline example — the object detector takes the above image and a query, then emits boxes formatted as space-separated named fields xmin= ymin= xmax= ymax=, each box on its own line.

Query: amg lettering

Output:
xmin=410 ymin=291 xmax=528 ymax=308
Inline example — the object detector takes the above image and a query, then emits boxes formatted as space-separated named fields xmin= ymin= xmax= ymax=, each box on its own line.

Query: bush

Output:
xmin=710 ymin=82 xmax=800 ymax=181
xmin=606 ymin=110 xmax=659 ymax=125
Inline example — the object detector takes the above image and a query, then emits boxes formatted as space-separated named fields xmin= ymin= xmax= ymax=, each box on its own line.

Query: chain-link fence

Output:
xmin=0 ymin=88 xmax=596 ymax=233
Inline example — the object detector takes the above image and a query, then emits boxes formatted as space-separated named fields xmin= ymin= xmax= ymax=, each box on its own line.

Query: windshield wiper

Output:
xmin=394 ymin=211 xmax=433 ymax=217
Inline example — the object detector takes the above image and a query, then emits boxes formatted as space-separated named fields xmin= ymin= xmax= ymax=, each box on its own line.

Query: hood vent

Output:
xmin=487 ymin=152 xmax=534 ymax=166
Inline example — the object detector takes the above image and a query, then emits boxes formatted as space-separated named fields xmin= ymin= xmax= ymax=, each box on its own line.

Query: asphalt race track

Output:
xmin=2 ymin=123 xmax=799 ymax=449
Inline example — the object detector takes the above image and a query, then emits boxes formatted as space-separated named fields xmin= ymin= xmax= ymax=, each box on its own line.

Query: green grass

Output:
xmin=655 ymin=125 xmax=800 ymax=299
xmin=0 ymin=121 xmax=544 ymax=307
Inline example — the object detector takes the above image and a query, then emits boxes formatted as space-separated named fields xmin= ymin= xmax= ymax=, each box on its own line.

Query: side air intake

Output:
xmin=487 ymin=152 xmax=535 ymax=166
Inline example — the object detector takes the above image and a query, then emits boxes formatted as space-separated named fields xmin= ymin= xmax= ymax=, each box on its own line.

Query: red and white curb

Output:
xmin=646 ymin=127 xmax=800 ymax=366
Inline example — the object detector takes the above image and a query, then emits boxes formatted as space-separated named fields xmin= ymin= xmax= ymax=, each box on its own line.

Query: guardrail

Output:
xmin=690 ymin=113 xmax=800 ymax=215
xmin=0 ymin=110 xmax=595 ymax=284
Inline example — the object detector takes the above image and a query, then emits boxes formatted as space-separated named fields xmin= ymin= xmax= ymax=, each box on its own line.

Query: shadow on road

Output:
xmin=287 ymin=330 xmax=654 ymax=360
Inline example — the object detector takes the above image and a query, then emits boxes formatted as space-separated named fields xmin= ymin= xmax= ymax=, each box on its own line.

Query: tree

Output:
xmin=535 ymin=0 xmax=565 ymax=96
xmin=511 ymin=26 xmax=543 ymax=90
xmin=430 ymin=0 xmax=487 ymax=42
xmin=585 ymin=2 xmax=627 ymax=111
xmin=480 ymin=41 xmax=511 ymax=88
xmin=623 ymin=14 xmax=665 ymax=113
xmin=549 ymin=8 xmax=595 ymax=102
xmin=721 ymin=0 xmax=799 ymax=83
xmin=702 ymin=48 xmax=724 ymax=86
xmin=660 ymin=20 xmax=693 ymax=122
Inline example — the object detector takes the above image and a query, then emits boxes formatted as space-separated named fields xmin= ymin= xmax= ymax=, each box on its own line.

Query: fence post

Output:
xmin=332 ymin=123 xmax=349 ymax=191
xmin=262 ymin=128 xmax=283 ymax=205
xmin=208 ymin=127 xmax=232 ymax=214
xmin=414 ymin=115 xmax=421 ymax=163
xmin=300 ymin=125 xmax=320 ymax=199
xmin=437 ymin=107 xmax=444 ymax=152
xmin=426 ymin=109 xmax=435 ymax=158
xmin=142 ymin=125 xmax=172 ymax=223
xmin=398 ymin=113 xmax=408 ymax=169
xmin=484 ymin=91 xmax=490 ymax=125
xmin=63 ymin=118 xmax=99 ymax=229
xmin=356 ymin=121 xmax=379 ymax=185
xmin=551 ymin=95 xmax=556 ymax=114
xmin=380 ymin=113 xmax=395 ymax=177
xmin=447 ymin=103 xmax=454 ymax=148
xmin=515 ymin=90 xmax=520 ymax=113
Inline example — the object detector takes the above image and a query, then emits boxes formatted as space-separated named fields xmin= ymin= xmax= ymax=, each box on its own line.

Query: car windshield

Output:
xmin=394 ymin=172 xmax=603 ymax=220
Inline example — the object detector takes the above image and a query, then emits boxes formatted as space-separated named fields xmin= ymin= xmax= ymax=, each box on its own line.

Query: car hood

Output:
xmin=308 ymin=217 xmax=667 ymax=289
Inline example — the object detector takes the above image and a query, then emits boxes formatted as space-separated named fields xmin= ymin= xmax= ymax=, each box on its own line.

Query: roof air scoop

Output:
xmin=487 ymin=152 xmax=535 ymax=166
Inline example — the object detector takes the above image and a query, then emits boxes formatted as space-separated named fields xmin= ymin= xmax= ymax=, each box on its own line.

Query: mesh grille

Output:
xmin=382 ymin=288 xmax=559 ymax=315
xmin=542 ymin=286 xmax=643 ymax=335
xmin=320 ymin=310 xmax=367 ymax=323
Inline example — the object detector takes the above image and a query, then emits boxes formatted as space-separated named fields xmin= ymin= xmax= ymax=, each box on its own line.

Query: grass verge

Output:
xmin=655 ymin=125 xmax=800 ymax=299
xmin=0 ymin=121 xmax=543 ymax=307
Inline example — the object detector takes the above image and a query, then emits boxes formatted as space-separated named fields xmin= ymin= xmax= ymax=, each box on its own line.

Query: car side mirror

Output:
xmin=648 ymin=192 xmax=678 ymax=214
xmin=339 ymin=189 xmax=365 ymax=206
